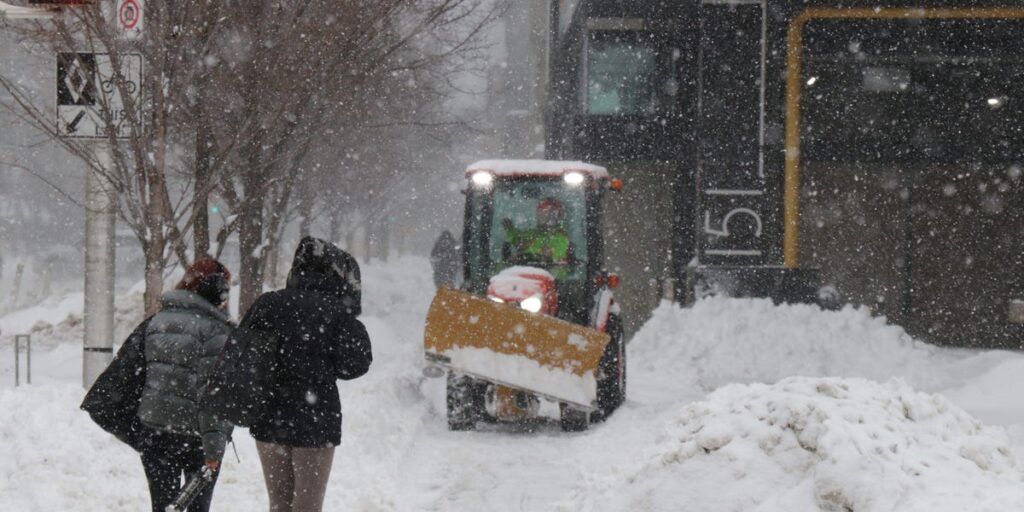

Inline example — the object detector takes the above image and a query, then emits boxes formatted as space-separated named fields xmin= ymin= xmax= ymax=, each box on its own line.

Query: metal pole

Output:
xmin=83 ymin=147 xmax=116 ymax=388
xmin=527 ymin=0 xmax=550 ymax=158
xmin=14 ymin=334 xmax=30 ymax=386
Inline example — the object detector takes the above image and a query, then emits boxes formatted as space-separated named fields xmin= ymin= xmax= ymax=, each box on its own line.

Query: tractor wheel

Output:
xmin=594 ymin=315 xmax=626 ymax=422
xmin=559 ymin=403 xmax=590 ymax=432
xmin=447 ymin=372 xmax=486 ymax=431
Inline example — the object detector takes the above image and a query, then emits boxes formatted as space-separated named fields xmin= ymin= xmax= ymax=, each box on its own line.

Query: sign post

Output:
xmin=82 ymin=147 xmax=115 ymax=388
xmin=57 ymin=51 xmax=143 ymax=388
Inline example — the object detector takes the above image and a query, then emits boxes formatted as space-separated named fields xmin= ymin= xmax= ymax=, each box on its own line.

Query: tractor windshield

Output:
xmin=487 ymin=179 xmax=587 ymax=281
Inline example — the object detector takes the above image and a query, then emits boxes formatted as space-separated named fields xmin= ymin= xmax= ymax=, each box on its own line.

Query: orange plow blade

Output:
xmin=424 ymin=288 xmax=610 ymax=409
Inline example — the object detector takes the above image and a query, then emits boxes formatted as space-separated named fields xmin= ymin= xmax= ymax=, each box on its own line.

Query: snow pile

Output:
xmin=0 ymin=293 xmax=85 ymax=336
xmin=487 ymin=265 xmax=553 ymax=299
xmin=630 ymin=298 xmax=954 ymax=397
xmin=0 ymin=290 xmax=145 ymax=348
xmin=444 ymin=346 xmax=596 ymax=405
xmin=0 ymin=385 xmax=150 ymax=510
xmin=942 ymin=358 xmax=1024 ymax=426
xmin=6 ymin=257 xmax=1024 ymax=511
xmin=590 ymin=377 xmax=1024 ymax=511
xmin=0 ymin=289 xmax=145 ymax=387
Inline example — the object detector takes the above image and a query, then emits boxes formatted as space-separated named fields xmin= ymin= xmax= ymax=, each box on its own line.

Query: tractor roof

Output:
xmin=466 ymin=159 xmax=609 ymax=180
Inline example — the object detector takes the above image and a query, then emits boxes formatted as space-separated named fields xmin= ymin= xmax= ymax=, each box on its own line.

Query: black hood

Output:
xmin=286 ymin=236 xmax=362 ymax=316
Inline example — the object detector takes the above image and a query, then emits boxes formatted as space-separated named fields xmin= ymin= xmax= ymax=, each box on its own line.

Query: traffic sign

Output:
xmin=116 ymin=0 xmax=143 ymax=40
xmin=56 ymin=53 xmax=143 ymax=139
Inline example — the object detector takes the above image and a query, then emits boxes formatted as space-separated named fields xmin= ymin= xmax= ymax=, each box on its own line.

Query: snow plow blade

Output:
xmin=424 ymin=288 xmax=610 ymax=409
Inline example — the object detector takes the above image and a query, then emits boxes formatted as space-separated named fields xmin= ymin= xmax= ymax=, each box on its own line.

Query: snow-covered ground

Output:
xmin=2 ymin=257 xmax=1024 ymax=511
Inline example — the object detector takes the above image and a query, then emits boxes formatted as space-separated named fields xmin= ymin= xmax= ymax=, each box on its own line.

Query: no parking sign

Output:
xmin=117 ymin=0 xmax=143 ymax=40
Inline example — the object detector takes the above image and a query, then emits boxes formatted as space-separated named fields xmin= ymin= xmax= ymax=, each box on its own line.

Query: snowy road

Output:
xmin=3 ymin=257 xmax=1024 ymax=510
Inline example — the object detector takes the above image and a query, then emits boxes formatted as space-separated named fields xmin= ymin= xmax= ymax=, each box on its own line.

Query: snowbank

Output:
xmin=942 ymin=358 xmax=1024 ymax=426
xmin=444 ymin=346 xmax=596 ymax=405
xmin=5 ymin=258 xmax=1024 ymax=512
xmin=0 ymin=293 xmax=84 ymax=338
xmin=0 ymin=385 xmax=150 ymax=510
xmin=0 ymin=289 xmax=146 ymax=350
xmin=629 ymin=298 xmax=958 ymax=401
xmin=581 ymin=377 xmax=1024 ymax=512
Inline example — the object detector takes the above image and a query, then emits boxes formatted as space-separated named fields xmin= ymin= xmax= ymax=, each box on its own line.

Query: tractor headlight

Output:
xmin=520 ymin=296 xmax=543 ymax=313
xmin=471 ymin=171 xmax=494 ymax=187
xmin=563 ymin=171 xmax=585 ymax=186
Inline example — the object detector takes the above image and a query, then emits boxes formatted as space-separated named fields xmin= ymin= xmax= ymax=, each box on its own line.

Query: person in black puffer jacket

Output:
xmin=137 ymin=257 xmax=234 ymax=512
xmin=242 ymin=236 xmax=372 ymax=512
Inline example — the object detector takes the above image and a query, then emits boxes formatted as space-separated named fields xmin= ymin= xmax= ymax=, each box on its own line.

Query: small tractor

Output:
xmin=424 ymin=160 xmax=626 ymax=432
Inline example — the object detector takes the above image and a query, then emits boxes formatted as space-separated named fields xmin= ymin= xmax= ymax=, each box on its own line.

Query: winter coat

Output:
xmin=81 ymin=317 xmax=152 ymax=452
xmin=245 ymin=237 xmax=373 ymax=448
xmin=137 ymin=290 xmax=234 ymax=461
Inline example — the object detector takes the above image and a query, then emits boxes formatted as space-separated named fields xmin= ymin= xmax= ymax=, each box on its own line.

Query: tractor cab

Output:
xmin=462 ymin=160 xmax=620 ymax=326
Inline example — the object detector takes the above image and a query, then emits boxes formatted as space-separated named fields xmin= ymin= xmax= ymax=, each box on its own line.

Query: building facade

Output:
xmin=547 ymin=0 xmax=1024 ymax=347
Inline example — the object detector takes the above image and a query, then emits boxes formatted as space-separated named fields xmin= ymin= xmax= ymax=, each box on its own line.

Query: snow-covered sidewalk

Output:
xmin=2 ymin=257 xmax=1024 ymax=511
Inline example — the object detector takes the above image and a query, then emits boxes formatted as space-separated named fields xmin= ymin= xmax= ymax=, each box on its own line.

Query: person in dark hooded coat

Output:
xmin=241 ymin=236 xmax=372 ymax=512
xmin=430 ymin=229 xmax=461 ymax=289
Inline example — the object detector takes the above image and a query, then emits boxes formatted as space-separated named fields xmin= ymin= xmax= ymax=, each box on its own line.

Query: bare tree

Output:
xmin=0 ymin=0 xmax=502 ymax=315
xmin=208 ymin=0 xmax=503 ymax=312
xmin=0 ymin=1 xmax=257 ymax=314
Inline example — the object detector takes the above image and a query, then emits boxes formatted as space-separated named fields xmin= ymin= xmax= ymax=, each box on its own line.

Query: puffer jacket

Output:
xmin=246 ymin=237 xmax=372 ymax=447
xmin=137 ymin=289 xmax=234 ymax=461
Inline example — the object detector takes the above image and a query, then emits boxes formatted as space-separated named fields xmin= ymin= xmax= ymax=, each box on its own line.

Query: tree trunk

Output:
xmin=264 ymin=241 xmax=281 ymax=288
xmin=144 ymin=86 xmax=171 ymax=316
xmin=329 ymin=207 xmax=340 ymax=245
xmin=238 ymin=21 xmax=266 ymax=315
xmin=379 ymin=220 xmax=390 ymax=262
xmin=344 ymin=224 xmax=355 ymax=255
xmin=194 ymin=100 xmax=211 ymax=257
xmin=238 ymin=170 xmax=265 ymax=315
xmin=142 ymin=238 xmax=164 ymax=316
xmin=263 ymin=194 xmax=291 ymax=289
xmin=143 ymin=179 xmax=170 ymax=316
xmin=299 ymin=179 xmax=313 ymax=238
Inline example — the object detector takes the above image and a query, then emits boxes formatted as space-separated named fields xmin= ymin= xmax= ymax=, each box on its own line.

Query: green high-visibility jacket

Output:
xmin=507 ymin=227 xmax=570 ymax=263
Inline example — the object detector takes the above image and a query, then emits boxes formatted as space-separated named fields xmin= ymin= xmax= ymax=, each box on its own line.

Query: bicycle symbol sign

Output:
xmin=56 ymin=53 xmax=143 ymax=139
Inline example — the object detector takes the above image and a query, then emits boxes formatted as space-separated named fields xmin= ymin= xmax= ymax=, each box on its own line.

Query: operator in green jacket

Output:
xmin=502 ymin=197 xmax=575 ymax=277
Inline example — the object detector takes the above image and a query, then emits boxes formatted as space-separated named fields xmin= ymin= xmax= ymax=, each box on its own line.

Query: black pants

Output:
xmin=140 ymin=430 xmax=220 ymax=512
